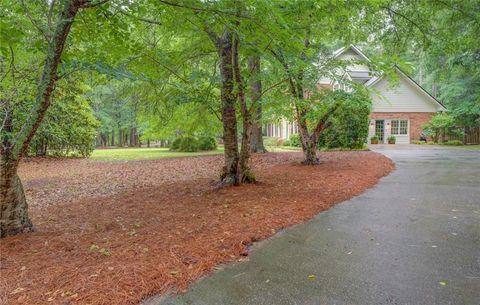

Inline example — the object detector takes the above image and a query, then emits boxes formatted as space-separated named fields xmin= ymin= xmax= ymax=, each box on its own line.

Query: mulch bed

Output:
xmin=0 ymin=151 xmax=394 ymax=305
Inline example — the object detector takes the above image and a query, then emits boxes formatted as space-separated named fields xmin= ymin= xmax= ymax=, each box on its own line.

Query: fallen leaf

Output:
xmin=11 ymin=287 xmax=25 ymax=295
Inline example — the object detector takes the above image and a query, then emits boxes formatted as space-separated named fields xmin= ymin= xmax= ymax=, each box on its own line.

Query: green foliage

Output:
xmin=442 ymin=140 xmax=463 ymax=146
xmin=263 ymin=137 xmax=283 ymax=147
xmin=170 ymin=135 xmax=217 ymax=152
xmin=173 ymin=136 xmax=199 ymax=152
xmin=288 ymin=134 xmax=302 ymax=147
xmin=28 ymin=80 xmax=99 ymax=157
xmin=317 ymin=91 xmax=372 ymax=149
xmin=412 ymin=140 xmax=427 ymax=145
xmin=387 ymin=135 xmax=396 ymax=144
xmin=198 ymin=136 xmax=217 ymax=151
xmin=170 ymin=138 xmax=182 ymax=151
xmin=423 ymin=113 xmax=456 ymax=142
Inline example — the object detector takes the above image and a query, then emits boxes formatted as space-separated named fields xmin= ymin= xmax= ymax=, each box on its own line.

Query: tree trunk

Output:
xmin=0 ymin=162 xmax=33 ymax=238
xmin=13 ymin=0 xmax=86 ymax=158
xmin=233 ymin=33 xmax=255 ymax=183
xmin=302 ymin=139 xmax=319 ymax=165
xmin=210 ymin=29 xmax=239 ymax=186
xmin=118 ymin=129 xmax=123 ymax=147
xmin=111 ymin=130 xmax=115 ymax=146
xmin=297 ymin=120 xmax=319 ymax=165
xmin=248 ymin=56 xmax=267 ymax=153
xmin=0 ymin=111 xmax=32 ymax=237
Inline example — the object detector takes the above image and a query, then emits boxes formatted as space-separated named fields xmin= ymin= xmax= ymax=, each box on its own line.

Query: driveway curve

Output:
xmin=154 ymin=146 xmax=480 ymax=305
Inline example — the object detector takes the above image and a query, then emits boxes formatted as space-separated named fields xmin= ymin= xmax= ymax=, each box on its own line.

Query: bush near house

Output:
xmin=412 ymin=140 xmax=427 ymax=144
xmin=441 ymin=140 xmax=463 ymax=146
xmin=317 ymin=91 xmax=371 ymax=149
xmin=422 ymin=113 xmax=456 ymax=143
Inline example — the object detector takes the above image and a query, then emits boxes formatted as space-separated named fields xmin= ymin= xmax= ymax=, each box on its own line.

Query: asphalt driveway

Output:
xmin=152 ymin=146 xmax=480 ymax=305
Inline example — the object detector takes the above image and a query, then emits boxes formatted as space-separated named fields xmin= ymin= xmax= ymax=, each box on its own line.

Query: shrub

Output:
xmin=412 ymin=140 xmax=426 ymax=145
xmin=423 ymin=113 xmax=455 ymax=142
xmin=387 ymin=135 xmax=396 ymax=144
xmin=317 ymin=90 xmax=371 ymax=149
xmin=263 ymin=136 xmax=282 ymax=147
xmin=288 ymin=134 xmax=302 ymax=147
xmin=442 ymin=140 xmax=463 ymax=146
xmin=282 ymin=139 xmax=291 ymax=146
xmin=198 ymin=136 xmax=217 ymax=151
xmin=178 ymin=136 xmax=200 ymax=152
xmin=170 ymin=136 xmax=200 ymax=152
xmin=170 ymin=138 xmax=182 ymax=150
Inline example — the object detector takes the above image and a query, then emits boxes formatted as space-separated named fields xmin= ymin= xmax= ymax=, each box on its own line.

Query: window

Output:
xmin=391 ymin=120 xmax=408 ymax=135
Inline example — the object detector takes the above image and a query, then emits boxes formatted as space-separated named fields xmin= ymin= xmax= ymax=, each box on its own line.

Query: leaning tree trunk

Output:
xmin=0 ymin=161 xmax=33 ymax=238
xmin=248 ymin=56 xmax=267 ymax=153
xmin=0 ymin=112 xmax=32 ymax=237
xmin=211 ymin=29 xmax=239 ymax=186
xmin=0 ymin=0 xmax=86 ymax=238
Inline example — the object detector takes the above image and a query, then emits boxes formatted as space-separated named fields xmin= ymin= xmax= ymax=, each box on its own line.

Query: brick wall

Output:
xmin=370 ymin=112 xmax=435 ymax=142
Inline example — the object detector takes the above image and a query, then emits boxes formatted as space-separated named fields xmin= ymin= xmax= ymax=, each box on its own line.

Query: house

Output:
xmin=265 ymin=45 xmax=446 ymax=144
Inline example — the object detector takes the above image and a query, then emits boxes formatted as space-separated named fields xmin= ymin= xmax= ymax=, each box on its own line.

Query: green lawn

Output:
xmin=90 ymin=147 xmax=224 ymax=161
xmin=265 ymin=145 xmax=303 ymax=152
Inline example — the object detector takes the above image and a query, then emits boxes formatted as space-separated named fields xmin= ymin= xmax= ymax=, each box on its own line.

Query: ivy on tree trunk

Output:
xmin=207 ymin=28 xmax=240 ymax=186
xmin=0 ymin=0 xmax=87 ymax=238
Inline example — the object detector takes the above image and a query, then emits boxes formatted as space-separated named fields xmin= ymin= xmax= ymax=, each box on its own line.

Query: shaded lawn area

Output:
xmin=90 ymin=147 xmax=224 ymax=161
xmin=1 ymin=152 xmax=394 ymax=305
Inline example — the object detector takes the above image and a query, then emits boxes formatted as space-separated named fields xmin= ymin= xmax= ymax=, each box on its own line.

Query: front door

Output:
xmin=375 ymin=120 xmax=385 ymax=142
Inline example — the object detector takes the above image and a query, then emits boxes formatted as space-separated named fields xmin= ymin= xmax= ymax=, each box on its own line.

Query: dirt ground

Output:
xmin=0 ymin=151 xmax=394 ymax=305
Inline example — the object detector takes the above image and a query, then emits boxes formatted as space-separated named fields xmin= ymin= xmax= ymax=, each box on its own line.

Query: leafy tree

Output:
xmin=423 ymin=113 xmax=456 ymax=143
xmin=29 ymin=78 xmax=100 ymax=157
xmin=0 ymin=0 xmax=108 ymax=238
xmin=317 ymin=90 xmax=372 ymax=149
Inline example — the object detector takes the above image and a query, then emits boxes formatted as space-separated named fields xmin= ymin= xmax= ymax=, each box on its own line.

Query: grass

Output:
xmin=265 ymin=145 xmax=303 ymax=152
xmin=90 ymin=147 xmax=224 ymax=161
xmin=90 ymin=144 xmax=375 ymax=162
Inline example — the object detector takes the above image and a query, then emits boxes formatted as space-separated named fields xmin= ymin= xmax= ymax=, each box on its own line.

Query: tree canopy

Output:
xmin=1 ymin=0 xmax=478 ymax=237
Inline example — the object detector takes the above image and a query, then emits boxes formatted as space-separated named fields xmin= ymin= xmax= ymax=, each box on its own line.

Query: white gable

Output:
xmin=336 ymin=48 xmax=370 ymax=72
xmin=370 ymin=70 xmax=446 ymax=113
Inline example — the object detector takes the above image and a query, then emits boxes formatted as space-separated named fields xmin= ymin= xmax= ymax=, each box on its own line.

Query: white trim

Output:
xmin=333 ymin=44 xmax=371 ymax=62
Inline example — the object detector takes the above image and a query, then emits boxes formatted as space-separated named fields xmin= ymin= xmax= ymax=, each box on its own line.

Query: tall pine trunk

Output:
xmin=248 ymin=56 xmax=267 ymax=153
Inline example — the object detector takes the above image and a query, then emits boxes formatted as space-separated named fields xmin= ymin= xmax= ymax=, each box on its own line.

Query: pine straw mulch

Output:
xmin=0 ymin=151 xmax=394 ymax=305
